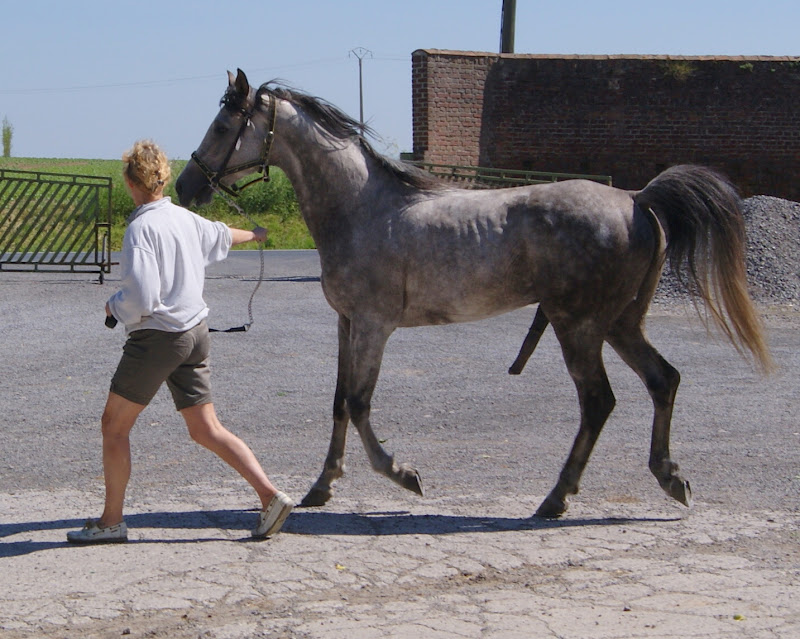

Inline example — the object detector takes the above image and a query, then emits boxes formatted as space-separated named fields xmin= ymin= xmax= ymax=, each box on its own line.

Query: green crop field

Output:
xmin=0 ymin=157 xmax=313 ymax=251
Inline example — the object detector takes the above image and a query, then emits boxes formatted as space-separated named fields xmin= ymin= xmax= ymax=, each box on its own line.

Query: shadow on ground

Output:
xmin=0 ymin=508 xmax=680 ymax=557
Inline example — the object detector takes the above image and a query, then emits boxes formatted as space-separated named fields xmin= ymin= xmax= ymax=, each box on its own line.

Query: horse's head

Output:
xmin=176 ymin=69 xmax=276 ymax=206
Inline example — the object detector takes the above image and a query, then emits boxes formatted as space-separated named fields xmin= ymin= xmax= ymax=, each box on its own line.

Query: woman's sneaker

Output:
xmin=67 ymin=519 xmax=128 ymax=544
xmin=252 ymin=491 xmax=294 ymax=538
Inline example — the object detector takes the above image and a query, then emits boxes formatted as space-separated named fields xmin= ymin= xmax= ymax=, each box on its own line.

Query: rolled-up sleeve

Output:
xmin=199 ymin=220 xmax=232 ymax=266
xmin=107 ymin=246 xmax=161 ymax=327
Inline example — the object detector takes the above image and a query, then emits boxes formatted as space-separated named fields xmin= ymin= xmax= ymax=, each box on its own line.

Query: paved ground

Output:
xmin=1 ymin=251 xmax=798 ymax=638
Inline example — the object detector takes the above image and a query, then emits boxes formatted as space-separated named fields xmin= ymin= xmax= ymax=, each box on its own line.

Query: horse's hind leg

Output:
xmin=536 ymin=327 xmax=616 ymax=518
xmin=607 ymin=322 xmax=692 ymax=508
xmin=301 ymin=315 xmax=353 ymax=507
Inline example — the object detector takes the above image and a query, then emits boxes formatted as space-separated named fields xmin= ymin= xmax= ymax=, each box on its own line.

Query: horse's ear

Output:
xmin=234 ymin=68 xmax=250 ymax=97
xmin=227 ymin=70 xmax=236 ymax=88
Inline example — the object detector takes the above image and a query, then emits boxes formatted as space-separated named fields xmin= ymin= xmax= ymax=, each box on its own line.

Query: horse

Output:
xmin=176 ymin=69 xmax=772 ymax=518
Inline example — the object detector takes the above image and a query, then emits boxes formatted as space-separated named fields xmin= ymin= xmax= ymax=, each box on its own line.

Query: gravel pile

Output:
xmin=655 ymin=195 xmax=800 ymax=304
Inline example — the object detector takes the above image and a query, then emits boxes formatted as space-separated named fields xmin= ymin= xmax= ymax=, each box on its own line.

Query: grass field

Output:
xmin=0 ymin=157 xmax=313 ymax=251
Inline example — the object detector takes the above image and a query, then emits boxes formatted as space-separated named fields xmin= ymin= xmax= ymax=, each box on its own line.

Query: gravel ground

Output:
xmin=2 ymin=247 xmax=799 ymax=639
xmin=656 ymin=195 xmax=800 ymax=304
xmin=0 ymin=192 xmax=798 ymax=639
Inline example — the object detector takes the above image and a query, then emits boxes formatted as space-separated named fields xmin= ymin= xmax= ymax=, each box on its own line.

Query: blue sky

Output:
xmin=2 ymin=0 xmax=798 ymax=160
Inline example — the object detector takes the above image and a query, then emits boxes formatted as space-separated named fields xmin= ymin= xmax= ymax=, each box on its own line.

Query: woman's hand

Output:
xmin=252 ymin=226 xmax=268 ymax=243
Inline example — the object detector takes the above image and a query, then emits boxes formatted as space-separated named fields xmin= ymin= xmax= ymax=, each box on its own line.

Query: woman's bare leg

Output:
xmin=181 ymin=402 xmax=278 ymax=509
xmin=100 ymin=392 xmax=146 ymax=526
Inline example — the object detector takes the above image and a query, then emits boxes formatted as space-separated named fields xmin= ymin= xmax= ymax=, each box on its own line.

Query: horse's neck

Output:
xmin=289 ymin=147 xmax=368 ymax=205
xmin=272 ymin=122 xmax=374 ymax=242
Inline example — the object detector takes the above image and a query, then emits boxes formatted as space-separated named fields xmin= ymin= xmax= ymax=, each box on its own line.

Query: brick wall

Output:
xmin=411 ymin=50 xmax=800 ymax=200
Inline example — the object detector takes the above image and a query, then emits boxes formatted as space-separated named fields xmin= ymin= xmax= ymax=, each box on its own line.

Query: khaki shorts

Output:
xmin=110 ymin=321 xmax=212 ymax=410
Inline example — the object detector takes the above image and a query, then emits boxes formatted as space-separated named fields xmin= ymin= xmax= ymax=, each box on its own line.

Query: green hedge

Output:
xmin=0 ymin=157 xmax=313 ymax=250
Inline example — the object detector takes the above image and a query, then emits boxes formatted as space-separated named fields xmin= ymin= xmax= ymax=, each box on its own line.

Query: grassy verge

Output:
xmin=0 ymin=157 xmax=314 ymax=251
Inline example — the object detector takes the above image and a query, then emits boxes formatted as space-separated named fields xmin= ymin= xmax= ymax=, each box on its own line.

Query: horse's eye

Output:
xmin=214 ymin=123 xmax=228 ymax=136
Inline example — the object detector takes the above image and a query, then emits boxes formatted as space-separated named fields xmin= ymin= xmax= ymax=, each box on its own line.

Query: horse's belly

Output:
xmin=398 ymin=293 xmax=533 ymax=327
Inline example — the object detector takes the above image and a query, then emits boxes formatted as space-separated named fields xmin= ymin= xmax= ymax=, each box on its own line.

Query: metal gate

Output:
xmin=0 ymin=169 xmax=113 ymax=282
xmin=412 ymin=162 xmax=612 ymax=189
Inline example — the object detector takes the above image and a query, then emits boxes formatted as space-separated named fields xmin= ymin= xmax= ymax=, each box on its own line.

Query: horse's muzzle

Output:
xmin=175 ymin=163 xmax=214 ymax=207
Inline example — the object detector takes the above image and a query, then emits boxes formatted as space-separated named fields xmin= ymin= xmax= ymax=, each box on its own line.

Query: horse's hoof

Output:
xmin=399 ymin=466 xmax=424 ymax=496
xmin=534 ymin=494 xmax=567 ymax=519
xmin=300 ymin=486 xmax=332 ymax=508
xmin=663 ymin=477 xmax=693 ymax=508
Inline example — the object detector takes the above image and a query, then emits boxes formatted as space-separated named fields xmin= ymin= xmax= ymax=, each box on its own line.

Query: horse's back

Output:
xmin=388 ymin=180 xmax=657 ymax=327
xmin=401 ymin=180 xmax=652 ymax=282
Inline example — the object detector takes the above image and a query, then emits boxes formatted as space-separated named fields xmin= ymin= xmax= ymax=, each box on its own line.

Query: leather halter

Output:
xmin=190 ymin=85 xmax=277 ymax=197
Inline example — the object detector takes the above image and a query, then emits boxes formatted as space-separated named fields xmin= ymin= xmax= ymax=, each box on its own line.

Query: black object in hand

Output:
xmin=105 ymin=315 xmax=118 ymax=329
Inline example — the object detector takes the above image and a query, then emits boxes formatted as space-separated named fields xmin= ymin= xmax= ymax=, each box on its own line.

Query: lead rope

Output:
xmin=208 ymin=184 xmax=266 ymax=333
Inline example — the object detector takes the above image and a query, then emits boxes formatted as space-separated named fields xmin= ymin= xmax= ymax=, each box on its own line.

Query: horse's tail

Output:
xmin=634 ymin=165 xmax=773 ymax=372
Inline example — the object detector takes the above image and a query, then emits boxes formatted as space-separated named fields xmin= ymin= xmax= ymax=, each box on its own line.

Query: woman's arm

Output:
xmin=107 ymin=245 xmax=161 ymax=326
xmin=229 ymin=226 xmax=267 ymax=246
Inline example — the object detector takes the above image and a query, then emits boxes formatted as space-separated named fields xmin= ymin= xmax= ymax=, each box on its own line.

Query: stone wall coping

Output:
xmin=412 ymin=49 xmax=800 ymax=63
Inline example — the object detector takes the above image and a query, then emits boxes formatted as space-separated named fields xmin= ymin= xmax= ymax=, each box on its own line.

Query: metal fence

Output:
xmin=0 ymin=169 xmax=113 ymax=282
xmin=412 ymin=162 xmax=612 ymax=189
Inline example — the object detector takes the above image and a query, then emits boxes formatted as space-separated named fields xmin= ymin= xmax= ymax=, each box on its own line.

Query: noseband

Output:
xmin=190 ymin=85 xmax=277 ymax=197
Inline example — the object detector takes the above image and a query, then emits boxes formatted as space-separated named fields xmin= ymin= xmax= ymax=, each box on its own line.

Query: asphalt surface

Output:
xmin=1 ymin=250 xmax=798 ymax=638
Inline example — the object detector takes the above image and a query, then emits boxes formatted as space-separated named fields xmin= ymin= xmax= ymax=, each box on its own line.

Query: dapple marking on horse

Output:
xmin=176 ymin=69 xmax=772 ymax=518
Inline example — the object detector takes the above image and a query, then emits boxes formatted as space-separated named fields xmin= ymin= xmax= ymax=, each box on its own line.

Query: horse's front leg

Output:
xmin=349 ymin=318 xmax=423 ymax=496
xmin=301 ymin=314 xmax=353 ymax=507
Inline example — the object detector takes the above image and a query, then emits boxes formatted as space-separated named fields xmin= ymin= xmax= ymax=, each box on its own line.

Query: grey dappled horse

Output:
xmin=176 ymin=69 xmax=771 ymax=518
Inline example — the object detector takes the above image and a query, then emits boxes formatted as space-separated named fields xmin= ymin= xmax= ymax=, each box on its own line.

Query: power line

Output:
xmin=0 ymin=57 xmax=358 ymax=96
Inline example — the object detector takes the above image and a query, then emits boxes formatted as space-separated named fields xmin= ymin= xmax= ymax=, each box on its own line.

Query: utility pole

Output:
xmin=500 ymin=0 xmax=516 ymax=53
xmin=349 ymin=47 xmax=372 ymax=134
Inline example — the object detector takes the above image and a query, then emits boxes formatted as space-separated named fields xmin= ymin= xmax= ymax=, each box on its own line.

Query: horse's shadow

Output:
xmin=0 ymin=509 xmax=681 ymax=558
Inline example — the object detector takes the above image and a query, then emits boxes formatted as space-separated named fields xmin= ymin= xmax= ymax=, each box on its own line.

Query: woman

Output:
xmin=68 ymin=140 xmax=292 ymax=543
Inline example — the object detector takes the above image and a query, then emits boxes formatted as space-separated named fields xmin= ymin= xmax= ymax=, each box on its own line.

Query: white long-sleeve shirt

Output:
xmin=107 ymin=197 xmax=232 ymax=334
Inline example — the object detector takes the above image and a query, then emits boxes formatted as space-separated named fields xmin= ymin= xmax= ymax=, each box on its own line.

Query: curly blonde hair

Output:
xmin=122 ymin=140 xmax=171 ymax=194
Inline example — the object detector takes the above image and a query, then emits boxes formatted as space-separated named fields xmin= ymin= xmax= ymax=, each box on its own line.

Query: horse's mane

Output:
xmin=253 ymin=81 xmax=448 ymax=192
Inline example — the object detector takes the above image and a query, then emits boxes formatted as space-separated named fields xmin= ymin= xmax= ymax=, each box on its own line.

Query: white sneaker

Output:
xmin=252 ymin=491 xmax=294 ymax=538
xmin=67 ymin=519 xmax=128 ymax=544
